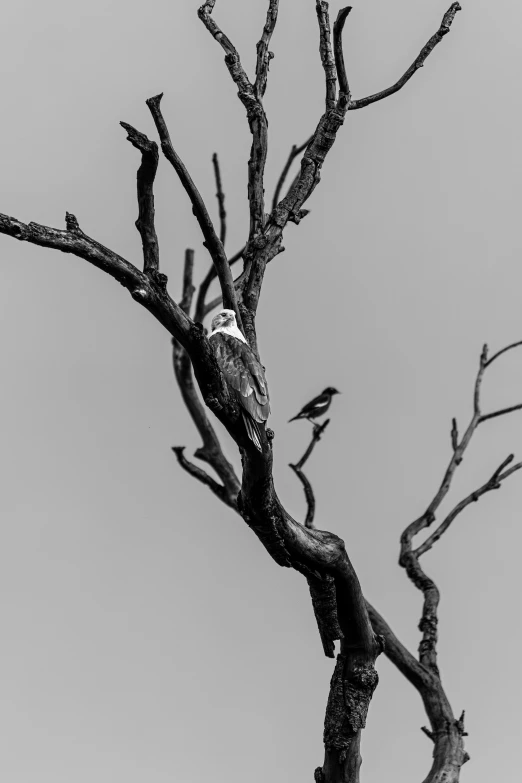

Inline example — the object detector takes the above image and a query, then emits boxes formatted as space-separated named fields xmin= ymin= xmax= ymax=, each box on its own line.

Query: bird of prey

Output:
xmin=208 ymin=309 xmax=270 ymax=452
xmin=288 ymin=387 xmax=340 ymax=423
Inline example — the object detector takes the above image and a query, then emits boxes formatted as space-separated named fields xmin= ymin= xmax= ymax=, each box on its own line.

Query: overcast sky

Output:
xmin=1 ymin=1 xmax=521 ymax=781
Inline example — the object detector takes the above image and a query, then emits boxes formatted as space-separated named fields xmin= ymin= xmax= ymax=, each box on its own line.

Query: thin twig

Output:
xmin=193 ymin=246 xmax=244 ymax=324
xmin=480 ymin=403 xmax=522 ymax=423
xmin=212 ymin=153 xmax=227 ymax=246
xmin=203 ymin=268 xmax=248 ymax=318
xmin=289 ymin=420 xmax=330 ymax=528
xmin=179 ymin=249 xmax=195 ymax=316
xmin=316 ymin=1 xmax=337 ymax=111
xmin=485 ymin=339 xmax=522 ymax=367
xmin=348 ymin=3 xmax=461 ymax=111
xmin=172 ymin=446 xmax=236 ymax=508
xmin=271 ymin=137 xmax=312 ymax=212
xmin=415 ymin=454 xmax=522 ymax=557
xmin=451 ymin=418 xmax=458 ymax=452
xmin=120 ymin=123 xmax=160 ymax=276
xmin=146 ymin=93 xmax=243 ymax=332
xmin=474 ymin=344 xmax=488 ymax=414
xmin=255 ymin=0 xmax=279 ymax=99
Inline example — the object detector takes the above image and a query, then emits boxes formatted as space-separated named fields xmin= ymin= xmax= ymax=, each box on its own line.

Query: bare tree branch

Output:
xmin=485 ymin=339 xmax=522 ymax=367
xmin=120 ymin=123 xmax=160 ymax=277
xmin=172 ymin=336 xmax=241 ymax=500
xmin=365 ymin=602 xmax=432 ymax=692
xmin=473 ymin=343 xmax=488 ymax=414
xmin=203 ymin=268 xmax=248 ymax=319
xmin=316 ymin=1 xmax=337 ymax=111
xmin=254 ymin=0 xmax=279 ymax=100
xmin=348 ymin=3 xmax=461 ymax=110
xmin=172 ymin=446 xmax=236 ymax=508
xmin=0 ymin=211 xmax=194 ymax=344
xmin=179 ymin=248 xmax=195 ymax=315
xmin=193 ymin=246 xmax=244 ymax=325
xmin=480 ymin=402 xmax=522 ymax=423
xmin=198 ymin=1 xmax=268 ymax=244
xmin=400 ymin=339 xmax=522 ymax=679
xmin=333 ymin=7 xmax=352 ymax=110
xmin=0 ymin=6 xmax=468 ymax=781
xmin=146 ymin=93 xmax=243 ymax=332
xmin=211 ymin=153 xmax=227 ymax=247
xmin=450 ymin=417 xmax=458 ymax=452
xmin=415 ymin=454 xmax=522 ymax=558
xmin=271 ymin=137 xmax=313 ymax=212
xmin=289 ymin=420 xmax=330 ymax=529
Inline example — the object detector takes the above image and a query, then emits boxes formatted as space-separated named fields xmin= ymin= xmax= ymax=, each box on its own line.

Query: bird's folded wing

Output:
xmin=210 ymin=333 xmax=270 ymax=422
xmin=299 ymin=394 xmax=328 ymax=415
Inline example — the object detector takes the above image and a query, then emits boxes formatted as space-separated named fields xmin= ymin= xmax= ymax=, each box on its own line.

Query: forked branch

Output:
xmin=146 ymin=93 xmax=243 ymax=332
xmin=349 ymin=3 xmax=461 ymax=110
xmin=198 ymin=0 xmax=269 ymax=243
xmin=289 ymin=419 xmax=330 ymax=528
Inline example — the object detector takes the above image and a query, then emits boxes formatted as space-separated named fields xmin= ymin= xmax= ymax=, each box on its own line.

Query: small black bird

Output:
xmin=288 ymin=387 xmax=340 ymax=423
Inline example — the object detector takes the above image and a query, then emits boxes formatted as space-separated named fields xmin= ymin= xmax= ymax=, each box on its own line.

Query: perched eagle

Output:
xmin=288 ymin=387 xmax=340 ymax=423
xmin=209 ymin=309 xmax=270 ymax=451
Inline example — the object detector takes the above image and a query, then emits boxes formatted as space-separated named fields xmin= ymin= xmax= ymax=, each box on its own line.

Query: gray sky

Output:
xmin=1 ymin=1 xmax=521 ymax=781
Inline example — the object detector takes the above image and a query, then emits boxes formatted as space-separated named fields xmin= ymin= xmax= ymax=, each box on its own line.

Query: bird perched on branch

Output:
xmin=209 ymin=309 xmax=270 ymax=452
xmin=288 ymin=387 xmax=340 ymax=424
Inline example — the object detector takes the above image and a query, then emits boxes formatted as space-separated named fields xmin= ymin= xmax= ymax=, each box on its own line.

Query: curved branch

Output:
xmin=485 ymin=339 xmax=522 ymax=367
xmin=0 ymin=211 xmax=193 ymax=343
xmin=172 ymin=447 xmax=236 ymax=508
xmin=399 ymin=341 xmax=522 ymax=673
xmin=172 ymin=335 xmax=240 ymax=502
xmin=333 ymin=7 xmax=352 ymax=110
xmin=414 ymin=454 xmax=522 ymax=557
xmin=348 ymin=3 xmax=461 ymax=111
xmin=289 ymin=420 xmax=330 ymax=529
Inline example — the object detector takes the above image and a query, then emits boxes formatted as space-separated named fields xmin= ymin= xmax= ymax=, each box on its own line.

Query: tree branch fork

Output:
xmin=0 ymin=4 xmax=464 ymax=783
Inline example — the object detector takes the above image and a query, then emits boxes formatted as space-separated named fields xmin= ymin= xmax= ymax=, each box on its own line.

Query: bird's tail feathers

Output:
xmin=241 ymin=410 xmax=263 ymax=452
xmin=288 ymin=413 xmax=304 ymax=423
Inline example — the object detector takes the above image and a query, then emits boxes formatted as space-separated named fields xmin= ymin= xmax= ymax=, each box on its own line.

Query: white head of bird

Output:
xmin=209 ymin=309 xmax=247 ymax=344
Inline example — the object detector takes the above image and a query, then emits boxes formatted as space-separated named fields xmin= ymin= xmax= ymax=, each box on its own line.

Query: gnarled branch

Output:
xmin=120 ymin=122 xmax=160 ymax=277
xmin=254 ymin=0 xmax=279 ymax=99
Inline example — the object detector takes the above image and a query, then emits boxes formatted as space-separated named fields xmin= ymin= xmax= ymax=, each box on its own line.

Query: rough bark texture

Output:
xmin=0 ymin=4 xmax=470 ymax=783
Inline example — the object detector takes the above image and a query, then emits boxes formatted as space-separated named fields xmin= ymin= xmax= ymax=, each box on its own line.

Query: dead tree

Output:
xmin=6 ymin=2 xmax=519 ymax=782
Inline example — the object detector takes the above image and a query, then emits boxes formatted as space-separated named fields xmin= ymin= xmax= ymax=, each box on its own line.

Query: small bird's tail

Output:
xmin=288 ymin=413 xmax=302 ymax=423
xmin=241 ymin=410 xmax=263 ymax=452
